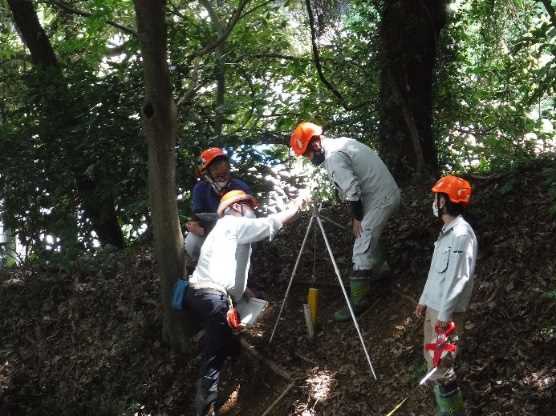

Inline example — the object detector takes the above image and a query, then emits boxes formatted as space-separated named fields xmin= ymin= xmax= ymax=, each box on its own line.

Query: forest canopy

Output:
xmin=0 ymin=0 xmax=554 ymax=260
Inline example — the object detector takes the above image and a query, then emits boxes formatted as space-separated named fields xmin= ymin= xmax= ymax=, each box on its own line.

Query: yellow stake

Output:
xmin=307 ymin=287 xmax=319 ymax=325
xmin=384 ymin=397 xmax=408 ymax=416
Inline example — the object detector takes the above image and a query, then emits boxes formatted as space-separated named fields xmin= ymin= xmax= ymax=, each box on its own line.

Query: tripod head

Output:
xmin=309 ymin=199 xmax=323 ymax=218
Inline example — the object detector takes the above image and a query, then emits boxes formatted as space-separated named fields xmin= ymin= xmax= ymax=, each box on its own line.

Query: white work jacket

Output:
xmin=189 ymin=215 xmax=282 ymax=302
xmin=418 ymin=215 xmax=478 ymax=321
xmin=321 ymin=137 xmax=399 ymax=209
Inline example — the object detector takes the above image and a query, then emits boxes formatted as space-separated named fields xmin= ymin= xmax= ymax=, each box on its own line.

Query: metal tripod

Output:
xmin=268 ymin=203 xmax=378 ymax=380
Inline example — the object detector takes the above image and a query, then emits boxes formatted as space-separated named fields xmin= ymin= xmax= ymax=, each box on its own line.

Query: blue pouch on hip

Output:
xmin=171 ymin=278 xmax=189 ymax=311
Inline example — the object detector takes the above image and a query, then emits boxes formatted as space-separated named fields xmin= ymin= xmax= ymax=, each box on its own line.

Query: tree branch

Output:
xmin=304 ymin=0 xmax=371 ymax=112
xmin=241 ymin=0 xmax=275 ymax=20
xmin=237 ymin=53 xmax=312 ymax=62
xmin=202 ymin=131 xmax=290 ymax=146
xmin=198 ymin=0 xmax=223 ymax=29
xmin=189 ymin=0 xmax=250 ymax=59
xmin=176 ymin=57 xmax=203 ymax=108
xmin=305 ymin=0 xmax=349 ymax=109
xmin=540 ymin=0 xmax=556 ymax=30
xmin=168 ymin=0 xmax=186 ymax=19
xmin=46 ymin=0 xmax=137 ymax=36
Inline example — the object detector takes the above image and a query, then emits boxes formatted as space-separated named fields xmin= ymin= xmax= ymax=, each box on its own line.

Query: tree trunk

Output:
xmin=7 ymin=0 xmax=125 ymax=249
xmin=133 ymin=0 xmax=191 ymax=350
xmin=378 ymin=0 xmax=447 ymax=180
xmin=76 ymin=176 xmax=125 ymax=248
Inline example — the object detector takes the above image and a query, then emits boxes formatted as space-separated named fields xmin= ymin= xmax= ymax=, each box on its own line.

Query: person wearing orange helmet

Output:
xmin=415 ymin=175 xmax=478 ymax=416
xmin=184 ymin=147 xmax=251 ymax=261
xmin=185 ymin=190 xmax=309 ymax=416
xmin=290 ymin=122 xmax=401 ymax=322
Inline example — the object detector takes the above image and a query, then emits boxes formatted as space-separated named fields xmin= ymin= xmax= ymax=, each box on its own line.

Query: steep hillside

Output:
xmin=1 ymin=159 xmax=555 ymax=416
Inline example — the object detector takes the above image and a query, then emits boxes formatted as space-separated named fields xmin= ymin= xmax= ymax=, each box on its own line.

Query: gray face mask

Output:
xmin=205 ymin=174 xmax=229 ymax=194
xmin=214 ymin=180 xmax=229 ymax=192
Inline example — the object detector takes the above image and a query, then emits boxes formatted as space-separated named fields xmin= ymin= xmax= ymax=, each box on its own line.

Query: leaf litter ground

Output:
xmin=1 ymin=159 xmax=556 ymax=415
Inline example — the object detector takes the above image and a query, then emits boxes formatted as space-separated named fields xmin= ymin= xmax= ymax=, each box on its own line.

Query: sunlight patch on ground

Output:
xmin=218 ymin=383 xmax=240 ymax=415
xmin=307 ymin=370 xmax=334 ymax=401
xmin=294 ymin=369 xmax=336 ymax=414
xmin=522 ymin=370 xmax=556 ymax=392
xmin=0 ymin=360 xmax=14 ymax=396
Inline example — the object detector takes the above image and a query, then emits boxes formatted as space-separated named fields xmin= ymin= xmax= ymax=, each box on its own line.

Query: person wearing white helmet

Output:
xmin=186 ymin=190 xmax=308 ymax=416
xmin=290 ymin=121 xmax=401 ymax=322
xmin=415 ymin=175 xmax=478 ymax=416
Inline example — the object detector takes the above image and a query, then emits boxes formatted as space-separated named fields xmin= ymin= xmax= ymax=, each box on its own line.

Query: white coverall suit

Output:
xmin=321 ymin=137 xmax=400 ymax=272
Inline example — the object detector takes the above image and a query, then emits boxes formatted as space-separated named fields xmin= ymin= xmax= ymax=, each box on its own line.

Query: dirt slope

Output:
xmin=1 ymin=159 xmax=555 ymax=416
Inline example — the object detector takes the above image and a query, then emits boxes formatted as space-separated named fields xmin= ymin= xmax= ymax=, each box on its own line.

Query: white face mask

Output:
xmin=242 ymin=205 xmax=256 ymax=218
xmin=432 ymin=199 xmax=439 ymax=218
xmin=243 ymin=210 xmax=257 ymax=219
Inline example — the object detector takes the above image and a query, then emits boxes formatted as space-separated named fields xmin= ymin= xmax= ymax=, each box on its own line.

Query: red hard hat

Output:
xmin=432 ymin=175 xmax=472 ymax=206
xmin=199 ymin=147 xmax=227 ymax=173
xmin=217 ymin=190 xmax=258 ymax=217
xmin=290 ymin=122 xmax=323 ymax=156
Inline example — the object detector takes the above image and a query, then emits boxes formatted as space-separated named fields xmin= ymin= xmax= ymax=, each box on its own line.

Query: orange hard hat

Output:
xmin=432 ymin=175 xmax=472 ymax=206
xmin=199 ymin=147 xmax=227 ymax=172
xmin=290 ymin=122 xmax=323 ymax=156
xmin=217 ymin=190 xmax=258 ymax=217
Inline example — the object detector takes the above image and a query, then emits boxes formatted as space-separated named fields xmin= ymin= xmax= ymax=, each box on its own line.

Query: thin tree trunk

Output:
xmin=199 ymin=0 xmax=227 ymax=135
xmin=214 ymin=43 xmax=226 ymax=135
xmin=7 ymin=0 xmax=125 ymax=249
xmin=133 ymin=0 xmax=190 ymax=350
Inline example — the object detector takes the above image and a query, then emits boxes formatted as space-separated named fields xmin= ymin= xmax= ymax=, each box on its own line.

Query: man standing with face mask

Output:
xmin=415 ymin=175 xmax=477 ymax=416
xmin=185 ymin=148 xmax=251 ymax=262
xmin=187 ymin=190 xmax=308 ymax=416
xmin=290 ymin=122 xmax=401 ymax=321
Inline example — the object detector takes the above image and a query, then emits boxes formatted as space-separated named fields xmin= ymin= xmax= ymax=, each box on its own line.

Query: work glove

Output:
xmin=226 ymin=295 xmax=242 ymax=333
xmin=226 ymin=307 xmax=241 ymax=333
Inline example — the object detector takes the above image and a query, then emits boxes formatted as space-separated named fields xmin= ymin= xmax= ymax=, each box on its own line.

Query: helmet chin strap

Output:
xmin=232 ymin=203 xmax=255 ymax=218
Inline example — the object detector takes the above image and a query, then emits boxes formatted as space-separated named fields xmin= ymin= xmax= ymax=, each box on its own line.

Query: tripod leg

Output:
xmin=269 ymin=215 xmax=315 ymax=344
xmin=315 ymin=216 xmax=378 ymax=380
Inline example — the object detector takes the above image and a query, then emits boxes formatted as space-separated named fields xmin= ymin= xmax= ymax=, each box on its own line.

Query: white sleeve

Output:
xmin=234 ymin=216 xmax=283 ymax=244
xmin=327 ymin=152 xmax=361 ymax=202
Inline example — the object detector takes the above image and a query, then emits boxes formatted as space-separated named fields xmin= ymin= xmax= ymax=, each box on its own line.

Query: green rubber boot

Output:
xmin=433 ymin=382 xmax=465 ymax=416
xmin=334 ymin=277 xmax=370 ymax=322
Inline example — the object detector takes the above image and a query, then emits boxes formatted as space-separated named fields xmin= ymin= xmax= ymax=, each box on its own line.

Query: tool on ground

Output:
xmin=303 ymin=304 xmax=315 ymax=338
xmin=383 ymin=321 xmax=458 ymax=415
xmin=269 ymin=202 xmax=378 ymax=380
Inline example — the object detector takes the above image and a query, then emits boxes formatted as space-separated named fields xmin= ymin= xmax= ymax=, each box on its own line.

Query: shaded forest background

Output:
xmin=0 ymin=0 xmax=555 ymax=414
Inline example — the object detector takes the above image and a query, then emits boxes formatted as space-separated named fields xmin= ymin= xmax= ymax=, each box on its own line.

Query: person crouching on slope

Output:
xmin=415 ymin=175 xmax=478 ymax=416
xmin=186 ymin=190 xmax=309 ymax=416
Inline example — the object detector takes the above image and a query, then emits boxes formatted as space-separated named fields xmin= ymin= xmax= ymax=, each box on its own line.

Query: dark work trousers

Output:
xmin=186 ymin=288 xmax=240 ymax=415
